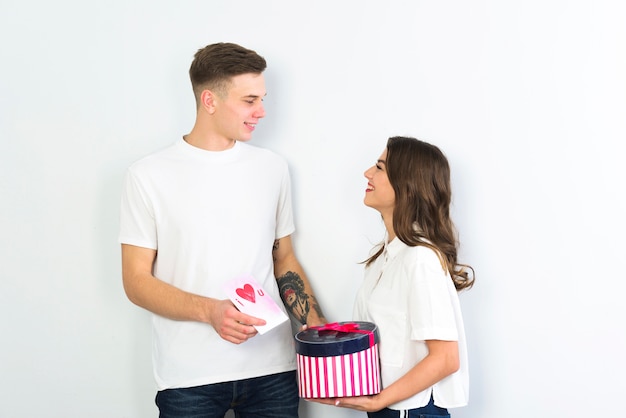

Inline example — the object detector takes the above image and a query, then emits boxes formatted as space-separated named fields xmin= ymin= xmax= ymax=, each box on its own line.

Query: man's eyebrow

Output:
xmin=243 ymin=93 xmax=267 ymax=99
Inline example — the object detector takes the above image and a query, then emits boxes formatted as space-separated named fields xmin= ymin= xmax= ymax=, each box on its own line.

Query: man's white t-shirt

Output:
xmin=353 ymin=237 xmax=469 ymax=410
xmin=119 ymin=139 xmax=297 ymax=390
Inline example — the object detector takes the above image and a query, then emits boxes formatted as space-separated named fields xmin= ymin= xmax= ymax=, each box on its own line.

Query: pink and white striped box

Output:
xmin=295 ymin=321 xmax=381 ymax=398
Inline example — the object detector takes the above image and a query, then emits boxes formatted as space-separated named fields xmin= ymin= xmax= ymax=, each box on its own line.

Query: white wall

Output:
xmin=2 ymin=1 xmax=625 ymax=417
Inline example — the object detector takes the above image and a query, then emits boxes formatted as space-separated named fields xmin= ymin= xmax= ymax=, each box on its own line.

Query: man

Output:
xmin=119 ymin=42 xmax=326 ymax=418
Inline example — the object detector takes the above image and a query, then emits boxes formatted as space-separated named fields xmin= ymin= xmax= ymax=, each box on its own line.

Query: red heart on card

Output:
xmin=236 ymin=283 xmax=256 ymax=303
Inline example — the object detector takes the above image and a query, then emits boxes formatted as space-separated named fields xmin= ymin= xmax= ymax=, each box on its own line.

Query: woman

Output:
xmin=317 ymin=136 xmax=474 ymax=417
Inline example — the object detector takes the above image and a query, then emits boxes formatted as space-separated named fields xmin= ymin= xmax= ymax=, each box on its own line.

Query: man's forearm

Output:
xmin=276 ymin=268 xmax=325 ymax=325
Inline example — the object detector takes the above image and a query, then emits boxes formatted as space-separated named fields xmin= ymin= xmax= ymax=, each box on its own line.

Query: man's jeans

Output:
xmin=156 ymin=370 xmax=299 ymax=418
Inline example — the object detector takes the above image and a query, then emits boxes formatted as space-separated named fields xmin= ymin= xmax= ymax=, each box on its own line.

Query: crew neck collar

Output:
xmin=177 ymin=137 xmax=242 ymax=161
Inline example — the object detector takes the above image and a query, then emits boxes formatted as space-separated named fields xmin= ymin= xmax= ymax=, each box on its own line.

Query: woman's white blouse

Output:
xmin=353 ymin=237 xmax=469 ymax=410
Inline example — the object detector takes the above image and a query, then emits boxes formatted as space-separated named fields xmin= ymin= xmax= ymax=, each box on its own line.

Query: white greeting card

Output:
xmin=222 ymin=274 xmax=289 ymax=334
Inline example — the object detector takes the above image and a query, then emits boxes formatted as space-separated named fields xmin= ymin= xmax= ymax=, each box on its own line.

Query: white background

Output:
xmin=1 ymin=1 xmax=625 ymax=417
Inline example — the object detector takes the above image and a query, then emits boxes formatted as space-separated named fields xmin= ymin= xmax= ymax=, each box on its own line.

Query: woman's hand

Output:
xmin=307 ymin=395 xmax=385 ymax=412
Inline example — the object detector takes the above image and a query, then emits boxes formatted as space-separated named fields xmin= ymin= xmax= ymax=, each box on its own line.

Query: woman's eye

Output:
xmin=376 ymin=164 xmax=383 ymax=170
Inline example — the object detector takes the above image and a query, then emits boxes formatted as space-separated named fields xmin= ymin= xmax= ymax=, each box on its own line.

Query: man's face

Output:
xmin=213 ymin=73 xmax=266 ymax=142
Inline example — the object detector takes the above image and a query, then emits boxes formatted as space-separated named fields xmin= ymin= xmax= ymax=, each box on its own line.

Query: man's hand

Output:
xmin=208 ymin=299 xmax=266 ymax=344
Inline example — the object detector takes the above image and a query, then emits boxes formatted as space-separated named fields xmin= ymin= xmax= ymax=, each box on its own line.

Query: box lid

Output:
xmin=295 ymin=321 xmax=379 ymax=357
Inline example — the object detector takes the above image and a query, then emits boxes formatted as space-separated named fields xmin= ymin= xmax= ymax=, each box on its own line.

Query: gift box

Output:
xmin=295 ymin=321 xmax=381 ymax=398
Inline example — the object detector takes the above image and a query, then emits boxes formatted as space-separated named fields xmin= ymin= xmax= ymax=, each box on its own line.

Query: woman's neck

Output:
xmin=382 ymin=215 xmax=396 ymax=241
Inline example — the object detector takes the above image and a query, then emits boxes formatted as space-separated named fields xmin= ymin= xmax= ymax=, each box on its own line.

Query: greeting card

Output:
xmin=222 ymin=275 xmax=289 ymax=334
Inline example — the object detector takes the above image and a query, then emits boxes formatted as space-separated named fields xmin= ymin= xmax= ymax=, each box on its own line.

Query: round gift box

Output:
xmin=295 ymin=321 xmax=381 ymax=398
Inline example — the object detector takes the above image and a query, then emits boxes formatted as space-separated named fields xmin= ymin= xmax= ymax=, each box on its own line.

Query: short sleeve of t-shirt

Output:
xmin=274 ymin=163 xmax=295 ymax=240
xmin=118 ymin=168 xmax=158 ymax=250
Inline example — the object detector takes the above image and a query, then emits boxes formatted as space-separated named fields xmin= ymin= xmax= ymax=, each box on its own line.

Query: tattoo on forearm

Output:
xmin=272 ymin=240 xmax=279 ymax=262
xmin=310 ymin=295 xmax=325 ymax=321
xmin=278 ymin=271 xmax=308 ymax=324
xmin=277 ymin=271 xmax=323 ymax=325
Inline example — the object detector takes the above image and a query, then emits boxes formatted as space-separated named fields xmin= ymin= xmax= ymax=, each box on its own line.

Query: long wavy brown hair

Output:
xmin=364 ymin=136 xmax=474 ymax=291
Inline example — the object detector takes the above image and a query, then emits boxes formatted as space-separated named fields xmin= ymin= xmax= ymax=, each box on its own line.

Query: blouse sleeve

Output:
xmin=408 ymin=249 xmax=459 ymax=342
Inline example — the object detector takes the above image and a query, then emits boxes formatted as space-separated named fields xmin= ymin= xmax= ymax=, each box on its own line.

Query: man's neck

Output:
xmin=183 ymin=132 xmax=236 ymax=151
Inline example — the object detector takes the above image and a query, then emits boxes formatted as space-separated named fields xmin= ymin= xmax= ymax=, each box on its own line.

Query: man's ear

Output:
xmin=200 ymin=90 xmax=217 ymax=114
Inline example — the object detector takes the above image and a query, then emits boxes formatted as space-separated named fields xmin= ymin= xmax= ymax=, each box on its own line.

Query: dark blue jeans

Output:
xmin=368 ymin=395 xmax=450 ymax=418
xmin=155 ymin=370 xmax=299 ymax=418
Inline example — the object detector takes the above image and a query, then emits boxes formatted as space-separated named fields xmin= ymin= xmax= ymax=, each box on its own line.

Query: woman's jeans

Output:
xmin=368 ymin=395 xmax=450 ymax=418
xmin=156 ymin=370 xmax=299 ymax=418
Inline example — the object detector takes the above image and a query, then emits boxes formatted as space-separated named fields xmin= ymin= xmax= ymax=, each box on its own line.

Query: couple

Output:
xmin=119 ymin=42 xmax=474 ymax=418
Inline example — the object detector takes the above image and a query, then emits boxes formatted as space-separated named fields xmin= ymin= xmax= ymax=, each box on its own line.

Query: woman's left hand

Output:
xmin=307 ymin=395 xmax=384 ymax=412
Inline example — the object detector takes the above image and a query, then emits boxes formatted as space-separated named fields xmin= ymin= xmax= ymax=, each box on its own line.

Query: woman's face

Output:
xmin=364 ymin=148 xmax=395 ymax=218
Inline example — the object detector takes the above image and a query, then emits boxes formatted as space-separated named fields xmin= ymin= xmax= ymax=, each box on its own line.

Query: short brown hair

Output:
xmin=189 ymin=42 xmax=267 ymax=105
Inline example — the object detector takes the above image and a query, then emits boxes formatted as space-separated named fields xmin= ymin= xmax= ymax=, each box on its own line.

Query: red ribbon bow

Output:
xmin=310 ymin=322 xmax=375 ymax=346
